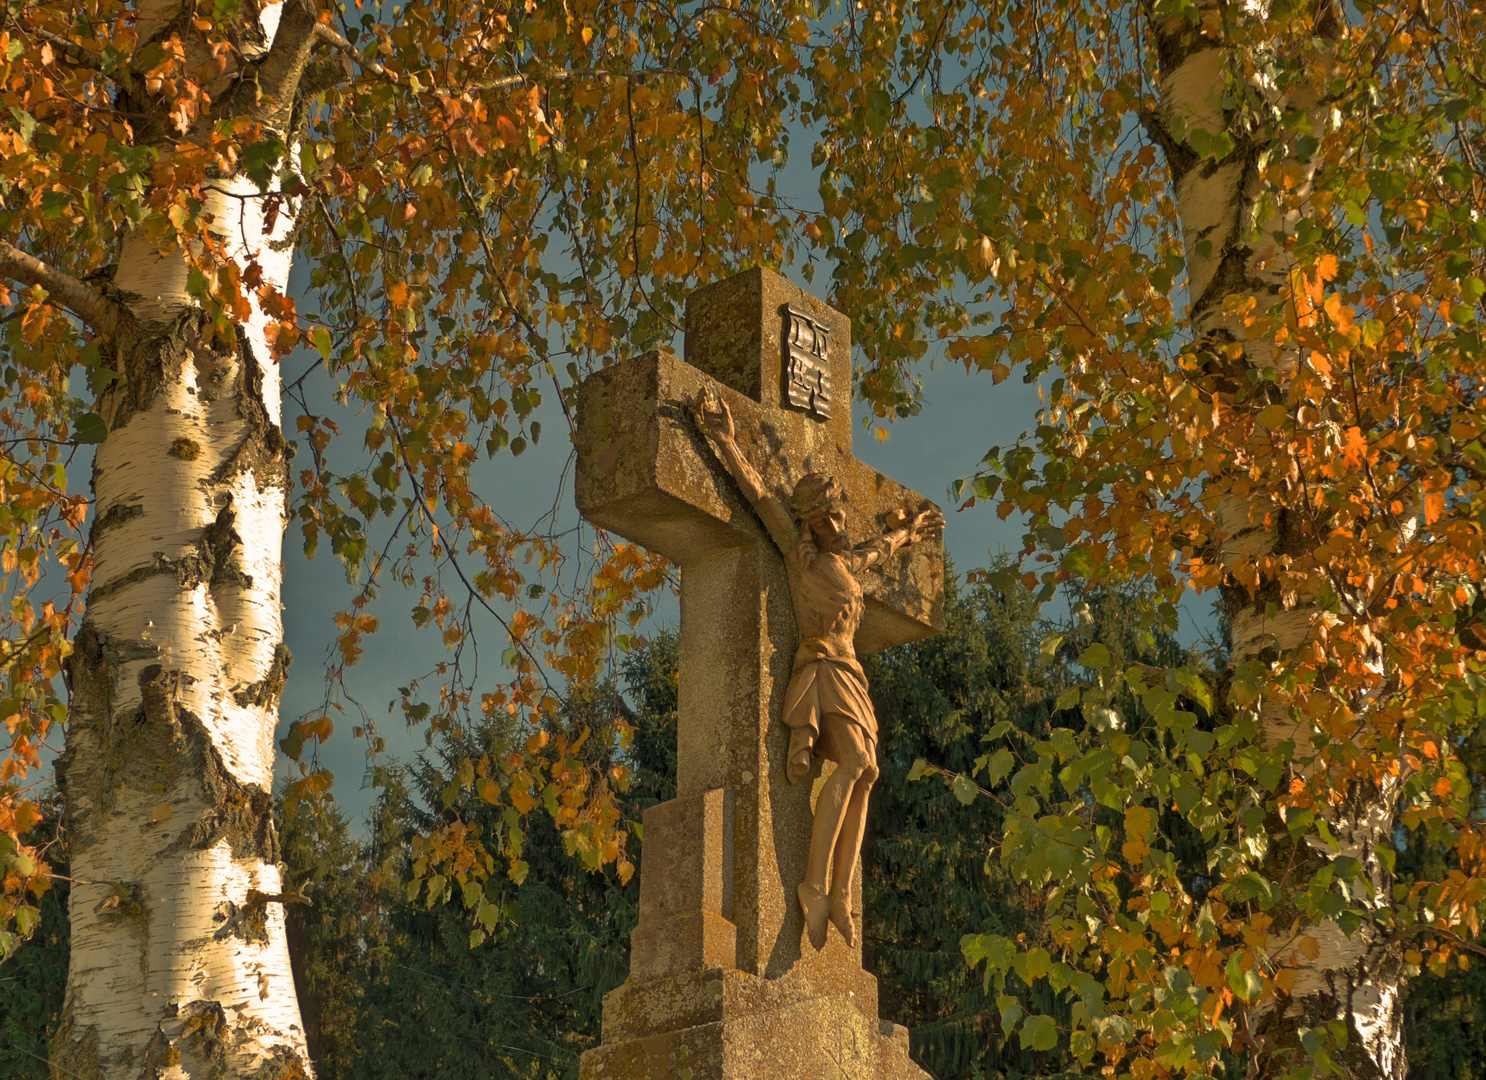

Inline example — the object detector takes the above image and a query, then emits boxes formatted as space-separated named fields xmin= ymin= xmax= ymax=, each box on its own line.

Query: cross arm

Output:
xmin=691 ymin=393 xmax=800 ymax=555
xmin=575 ymin=349 xmax=945 ymax=654
xmin=575 ymin=349 xmax=764 ymax=564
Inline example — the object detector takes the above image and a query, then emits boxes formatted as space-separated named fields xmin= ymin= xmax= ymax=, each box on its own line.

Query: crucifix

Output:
xmin=576 ymin=268 xmax=942 ymax=1080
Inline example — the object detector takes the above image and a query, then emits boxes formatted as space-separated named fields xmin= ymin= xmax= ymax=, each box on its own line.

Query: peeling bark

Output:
xmin=53 ymin=1 xmax=311 ymax=1074
xmin=56 ymin=313 xmax=305 ymax=1080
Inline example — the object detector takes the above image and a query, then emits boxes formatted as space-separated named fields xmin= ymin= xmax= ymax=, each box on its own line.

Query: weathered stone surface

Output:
xmin=683 ymin=266 xmax=854 ymax=450
xmin=629 ymin=789 xmax=738 ymax=982
xmin=574 ymin=268 xmax=938 ymax=1079
xmin=582 ymin=967 xmax=920 ymax=1080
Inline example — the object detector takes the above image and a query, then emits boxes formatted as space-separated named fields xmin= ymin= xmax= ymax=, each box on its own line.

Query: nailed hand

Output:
xmin=691 ymin=388 xmax=736 ymax=442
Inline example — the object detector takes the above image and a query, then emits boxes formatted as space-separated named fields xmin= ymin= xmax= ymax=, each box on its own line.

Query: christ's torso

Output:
xmin=786 ymin=545 xmax=865 ymax=663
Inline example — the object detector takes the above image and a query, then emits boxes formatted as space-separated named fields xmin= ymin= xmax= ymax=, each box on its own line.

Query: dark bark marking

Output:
xmin=89 ymin=501 xmax=145 ymax=545
xmin=233 ymin=643 xmax=293 ymax=708
xmin=209 ymin=337 xmax=291 ymax=508
xmin=88 ymin=500 xmax=254 ymax=603
xmin=1138 ymin=106 xmax=1199 ymax=186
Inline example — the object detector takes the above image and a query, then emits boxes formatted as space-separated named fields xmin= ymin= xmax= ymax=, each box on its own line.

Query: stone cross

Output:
xmin=576 ymin=268 xmax=942 ymax=1079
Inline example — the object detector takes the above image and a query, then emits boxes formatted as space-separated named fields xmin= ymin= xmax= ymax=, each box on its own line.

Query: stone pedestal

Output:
xmin=581 ymin=967 xmax=922 ymax=1080
xmin=581 ymin=786 xmax=926 ymax=1080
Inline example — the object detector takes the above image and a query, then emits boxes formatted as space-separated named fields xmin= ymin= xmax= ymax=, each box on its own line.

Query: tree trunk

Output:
xmin=1145 ymin=5 xmax=1405 ymax=1077
xmin=50 ymin=2 xmax=315 ymax=1073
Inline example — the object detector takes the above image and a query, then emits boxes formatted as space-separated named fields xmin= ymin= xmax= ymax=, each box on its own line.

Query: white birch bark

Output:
xmin=51 ymin=2 xmax=317 ymax=1076
xmin=1144 ymin=4 xmax=1405 ymax=1076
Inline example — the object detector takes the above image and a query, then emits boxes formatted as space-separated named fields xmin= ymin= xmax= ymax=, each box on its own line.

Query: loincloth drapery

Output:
xmin=782 ymin=640 xmax=877 ymax=781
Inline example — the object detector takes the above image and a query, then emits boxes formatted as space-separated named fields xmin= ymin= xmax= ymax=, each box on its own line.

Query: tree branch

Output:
xmin=254 ymin=0 xmax=320 ymax=129
xmin=311 ymin=22 xmax=392 ymax=81
xmin=304 ymin=26 xmax=697 ymax=100
xmin=0 ymin=241 xmax=129 ymax=339
xmin=34 ymin=29 xmax=102 ymax=71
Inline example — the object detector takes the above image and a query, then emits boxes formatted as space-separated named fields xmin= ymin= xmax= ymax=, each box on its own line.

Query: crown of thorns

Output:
xmin=789 ymin=472 xmax=846 ymax=522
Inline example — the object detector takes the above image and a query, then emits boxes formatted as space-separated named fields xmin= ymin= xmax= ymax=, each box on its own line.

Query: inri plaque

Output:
xmin=782 ymin=304 xmax=832 ymax=421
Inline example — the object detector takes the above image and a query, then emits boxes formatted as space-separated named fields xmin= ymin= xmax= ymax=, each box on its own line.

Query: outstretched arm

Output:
xmin=849 ymin=506 xmax=944 ymax=571
xmin=692 ymin=389 xmax=799 ymax=552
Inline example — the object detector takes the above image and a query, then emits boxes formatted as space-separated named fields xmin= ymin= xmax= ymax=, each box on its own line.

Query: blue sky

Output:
xmin=274 ymin=271 xmax=1047 ymax=825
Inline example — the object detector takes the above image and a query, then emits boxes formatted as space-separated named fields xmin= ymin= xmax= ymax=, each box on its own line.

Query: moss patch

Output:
xmin=167 ymin=437 xmax=202 ymax=461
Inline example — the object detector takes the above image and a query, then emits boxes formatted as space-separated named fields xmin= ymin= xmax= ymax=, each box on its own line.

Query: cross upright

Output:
xmin=576 ymin=268 xmax=941 ymax=1080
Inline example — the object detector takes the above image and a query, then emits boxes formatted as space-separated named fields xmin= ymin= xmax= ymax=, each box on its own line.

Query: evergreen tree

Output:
xmin=278 ymin=796 xmax=370 ymax=1080
xmin=295 ymin=633 xmax=678 ymax=1080
xmin=0 ymin=798 xmax=66 ymax=1080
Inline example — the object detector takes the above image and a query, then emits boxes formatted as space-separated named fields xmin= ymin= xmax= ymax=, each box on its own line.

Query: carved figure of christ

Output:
xmin=690 ymin=389 xmax=942 ymax=948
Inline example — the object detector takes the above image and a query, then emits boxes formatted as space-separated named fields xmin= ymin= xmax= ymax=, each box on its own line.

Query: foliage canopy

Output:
xmin=3 ymin=0 xmax=1486 ymax=1073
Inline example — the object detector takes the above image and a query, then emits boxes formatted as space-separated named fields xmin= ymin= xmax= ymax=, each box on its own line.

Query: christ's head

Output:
xmin=790 ymin=472 xmax=848 ymax=550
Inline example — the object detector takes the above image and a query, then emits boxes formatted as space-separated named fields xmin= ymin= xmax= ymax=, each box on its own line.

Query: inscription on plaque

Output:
xmin=782 ymin=305 xmax=832 ymax=420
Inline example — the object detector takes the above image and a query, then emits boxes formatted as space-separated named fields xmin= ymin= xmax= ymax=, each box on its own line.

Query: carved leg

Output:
xmin=827 ymin=768 xmax=876 ymax=947
xmin=800 ymin=757 xmax=863 ymax=949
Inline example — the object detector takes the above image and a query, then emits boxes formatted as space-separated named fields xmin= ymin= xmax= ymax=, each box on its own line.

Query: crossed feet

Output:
xmin=797 ymin=882 xmax=856 ymax=950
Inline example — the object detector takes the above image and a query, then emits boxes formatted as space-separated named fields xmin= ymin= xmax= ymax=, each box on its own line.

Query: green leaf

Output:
xmin=242 ymin=138 xmax=288 ymax=189
xmin=1020 ymin=946 xmax=1051 ymax=982
xmin=952 ymin=773 xmax=979 ymax=805
xmin=74 ymin=413 xmax=108 ymax=444
xmin=1172 ymin=668 xmax=1213 ymax=714
xmin=1188 ymin=127 xmax=1236 ymax=161
xmin=1020 ymin=1013 xmax=1059 ymax=1052
xmin=1367 ymin=168 xmax=1407 ymax=203
xmin=13 ymin=905 xmax=39 ymax=937
xmin=468 ymin=928 xmax=486 ymax=949
xmin=1226 ymin=954 xmax=1263 ymax=1002
xmin=907 ymin=757 xmax=931 ymax=782
xmin=1079 ymin=643 xmax=1111 ymax=669
xmin=1443 ymin=162 xmax=1471 ymax=191
xmin=1070 ymin=1029 xmax=1095 ymax=1062
xmin=8 ymin=107 xmax=35 ymax=147
xmin=962 ymin=932 xmax=1016 ymax=972
xmin=984 ymin=748 xmax=1015 ymax=786
xmin=310 ymin=326 xmax=333 ymax=361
